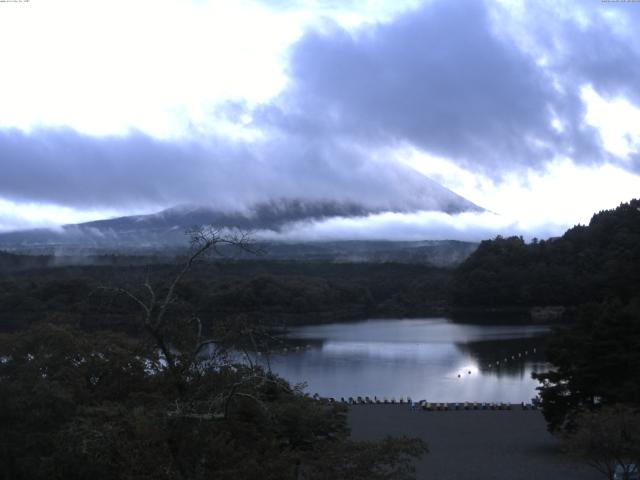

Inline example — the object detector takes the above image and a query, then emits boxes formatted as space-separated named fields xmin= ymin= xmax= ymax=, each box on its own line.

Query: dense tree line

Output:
xmin=450 ymin=199 xmax=640 ymax=456
xmin=533 ymin=299 xmax=640 ymax=432
xmin=451 ymin=199 xmax=640 ymax=307
xmin=0 ymin=322 xmax=427 ymax=479
xmin=0 ymin=260 xmax=452 ymax=332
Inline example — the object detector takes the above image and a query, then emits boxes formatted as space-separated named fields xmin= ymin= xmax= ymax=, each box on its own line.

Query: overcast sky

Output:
xmin=1 ymin=0 xmax=639 ymax=240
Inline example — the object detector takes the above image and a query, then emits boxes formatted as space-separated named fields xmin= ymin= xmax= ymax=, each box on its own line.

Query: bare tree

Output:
xmin=110 ymin=226 xmax=260 ymax=393
xmin=563 ymin=405 xmax=640 ymax=480
xmin=104 ymin=224 xmax=296 ymax=428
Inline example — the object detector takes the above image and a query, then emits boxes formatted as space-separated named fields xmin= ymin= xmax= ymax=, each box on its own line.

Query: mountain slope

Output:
xmin=0 ymin=182 xmax=482 ymax=250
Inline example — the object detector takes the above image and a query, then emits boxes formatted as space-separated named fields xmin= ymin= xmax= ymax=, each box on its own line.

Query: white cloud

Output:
xmin=581 ymin=85 xmax=640 ymax=160
xmin=0 ymin=0 xmax=420 ymax=138
xmin=0 ymin=0 xmax=298 ymax=137
xmin=0 ymin=198 xmax=130 ymax=233
xmin=399 ymin=146 xmax=640 ymax=231
xmin=258 ymin=155 xmax=640 ymax=241
xmin=257 ymin=210 xmax=566 ymax=242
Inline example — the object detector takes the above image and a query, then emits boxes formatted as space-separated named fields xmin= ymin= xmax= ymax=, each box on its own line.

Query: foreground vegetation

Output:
xmin=0 ymin=228 xmax=427 ymax=480
xmin=0 ymin=324 xmax=426 ymax=480
xmin=452 ymin=200 xmax=640 ymax=477
xmin=451 ymin=200 xmax=640 ymax=428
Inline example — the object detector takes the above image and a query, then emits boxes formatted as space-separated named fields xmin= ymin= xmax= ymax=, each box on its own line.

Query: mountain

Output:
xmin=0 ymin=189 xmax=482 ymax=252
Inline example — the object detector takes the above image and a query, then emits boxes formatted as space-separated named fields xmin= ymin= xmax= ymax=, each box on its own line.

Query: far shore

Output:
xmin=348 ymin=404 xmax=599 ymax=480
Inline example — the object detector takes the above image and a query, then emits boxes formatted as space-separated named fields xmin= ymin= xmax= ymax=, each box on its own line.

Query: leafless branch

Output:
xmin=99 ymin=225 xmax=264 ymax=396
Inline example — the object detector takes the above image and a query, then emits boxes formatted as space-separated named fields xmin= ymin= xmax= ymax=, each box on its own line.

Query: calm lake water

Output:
xmin=264 ymin=318 xmax=551 ymax=403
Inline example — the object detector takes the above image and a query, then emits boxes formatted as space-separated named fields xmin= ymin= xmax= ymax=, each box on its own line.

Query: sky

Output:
xmin=1 ymin=0 xmax=639 ymax=240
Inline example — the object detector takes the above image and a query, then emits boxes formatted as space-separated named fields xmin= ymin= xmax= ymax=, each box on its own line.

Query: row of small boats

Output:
xmin=317 ymin=396 xmax=539 ymax=410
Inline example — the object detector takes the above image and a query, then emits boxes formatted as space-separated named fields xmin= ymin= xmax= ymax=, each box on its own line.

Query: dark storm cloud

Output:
xmin=515 ymin=2 xmax=640 ymax=171
xmin=554 ymin=7 xmax=640 ymax=103
xmin=0 ymin=127 xmax=475 ymax=213
xmin=258 ymin=0 xmax=640 ymax=175
xmin=0 ymin=128 xmax=243 ymax=209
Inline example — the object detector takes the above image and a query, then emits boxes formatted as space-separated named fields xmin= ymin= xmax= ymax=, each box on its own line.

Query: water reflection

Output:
xmin=263 ymin=318 xmax=551 ymax=403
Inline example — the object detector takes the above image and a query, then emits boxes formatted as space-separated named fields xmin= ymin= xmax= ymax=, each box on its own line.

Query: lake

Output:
xmin=263 ymin=318 xmax=551 ymax=403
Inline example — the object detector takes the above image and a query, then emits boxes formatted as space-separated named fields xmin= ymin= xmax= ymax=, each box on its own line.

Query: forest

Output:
xmin=3 ymin=199 xmax=639 ymax=335
xmin=0 ymin=228 xmax=428 ymax=479
xmin=1 ymin=200 xmax=640 ymax=478
xmin=0 ymin=259 xmax=452 ymax=333
xmin=451 ymin=199 xmax=640 ymax=307
xmin=451 ymin=200 xmax=640 ymax=437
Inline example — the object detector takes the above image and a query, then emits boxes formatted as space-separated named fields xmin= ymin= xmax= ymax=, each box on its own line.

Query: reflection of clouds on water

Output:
xmin=284 ymin=318 xmax=550 ymax=344
xmin=320 ymin=341 xmax=458 ymax=362
xmin=269 ymin=318 xmax=551 ymax=403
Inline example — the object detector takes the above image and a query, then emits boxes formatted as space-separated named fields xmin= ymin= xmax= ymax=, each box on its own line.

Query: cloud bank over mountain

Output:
xmin=1 ymin=0 xmax=640 ymax=239
xmin=0 ymin=128 xmax=478 ymax=215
